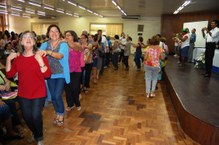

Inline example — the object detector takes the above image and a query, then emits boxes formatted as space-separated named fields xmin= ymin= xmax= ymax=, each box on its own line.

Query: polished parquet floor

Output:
xmin=7 ymin=60 xmax=199 ymax=145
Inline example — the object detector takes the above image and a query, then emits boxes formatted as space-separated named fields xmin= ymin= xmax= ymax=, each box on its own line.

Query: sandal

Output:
xmin=65 ymin=106 xmax=74 ymax=112
xmin=57 ymin=117 xmax=64 ymax=127
xmin=53 ymin=116 xmax=59 ymax=125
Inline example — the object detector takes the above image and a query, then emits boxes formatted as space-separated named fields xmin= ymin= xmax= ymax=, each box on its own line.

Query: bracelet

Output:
xmin=40 ymin=65 xmax=46 ymax=68
xmin=50 ymin=50 xmax=53 ymax=56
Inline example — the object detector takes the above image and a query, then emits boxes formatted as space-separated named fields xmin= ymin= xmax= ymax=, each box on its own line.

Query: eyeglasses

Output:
xmin=23 ymin=35 xmax=35 ymax=39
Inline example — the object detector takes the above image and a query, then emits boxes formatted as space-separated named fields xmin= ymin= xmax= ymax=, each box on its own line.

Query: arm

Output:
xmin=34 ymin=53 xmax=51 ymax=78
xmin=39 ymin=42 xmax=64 ymax=59
xmin=159 ymin=49 xmax=165 ymax=60
xmin=131 ymin=43 xmax=139 ymax=48
xmin=202 ymin=27 xmax=207 ymax=38
xmin=211 ymin=28 xmax=219 ymax=39
xmin=6 ymin=52 xmax=18 ymax=78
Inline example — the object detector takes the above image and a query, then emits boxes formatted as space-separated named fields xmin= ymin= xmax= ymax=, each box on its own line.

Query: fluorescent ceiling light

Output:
xmin=25 ymin=9 xmax=35 ymax=14
xmin=11 ymin=7 xmax=22 ymax=11
xmin=66 ymin=12 xmax=72 ymax=16
xmin=28 ymin=1 xmax=41 ymax=7
xmin=56 ymin=8 xmax=64 ymax=14
xmin=44 ymin=5 xmax=54 ymax=11
xmin=112 ymin=1 xmax=117 ymax=6
xmin=111 ymin=0 xmax=127 ymax=16
xmin=67 ymin=1 xmax=77 ymax=6
xmin=87 ymin=9 xmax=93 ymax=14
xmin=173 ymin=0 xmax=191 ymax=14
xmin=17 ymin=0 xmax=25 ymax=2
xmin=11 ymin=13 xmax=20 ymax=17
xmin=0 ymin=10 xmax=8 ymax=14
xmin=73 ymin=14 xmax=79 ymax=18
xmin=0 ymin=5 xmax=7 ymax=9
xmin=78 ymin=5 xmax=86 ymax=10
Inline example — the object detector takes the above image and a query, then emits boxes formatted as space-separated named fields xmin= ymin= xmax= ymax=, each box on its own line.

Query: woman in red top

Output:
xmin=6 ymin=31 xmax=51 ymax=145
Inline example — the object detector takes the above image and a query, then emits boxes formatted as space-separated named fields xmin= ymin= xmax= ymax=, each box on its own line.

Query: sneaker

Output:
xmin=37 ymin=140 xmax=44 ymax=145
xmin=77 ymin=106 xmax=81 ymax=111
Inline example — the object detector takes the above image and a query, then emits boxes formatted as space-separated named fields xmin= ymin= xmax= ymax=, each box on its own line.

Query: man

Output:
xmin=119 ymin=32 xmax=126 ymax=63
xmin=202 ymin=20 xmax=219 ymax=77
xmin=187 ymin=28 xmax=196 ymax=63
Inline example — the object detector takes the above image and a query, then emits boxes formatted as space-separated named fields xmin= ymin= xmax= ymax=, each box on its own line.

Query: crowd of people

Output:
xmin=0 ymin=24 xmax=169 ymax=145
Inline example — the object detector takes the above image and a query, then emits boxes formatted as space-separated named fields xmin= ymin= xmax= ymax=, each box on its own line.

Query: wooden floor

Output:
xmin=6 ymin=59 xmax=199 ymax=145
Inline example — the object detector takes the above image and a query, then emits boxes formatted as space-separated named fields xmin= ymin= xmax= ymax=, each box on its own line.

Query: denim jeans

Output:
xmin=44 ymin=80 xmax=51 ymax=107
xmin=47 ymin=78 xmax=65 ymax=115
xmin=134 ymin=53 xmax=142 ymax=69
xmin=144 ymin=65 xmax=160 ymax=94
xmin=18 ymin=97 xmax=45 ymax=141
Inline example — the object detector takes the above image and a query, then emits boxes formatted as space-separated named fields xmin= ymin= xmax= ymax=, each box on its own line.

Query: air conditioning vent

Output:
xmin=38 ymin=15 xmax=56 ymax=20
xmin=122 ymin=15 xmax=141 ymax=20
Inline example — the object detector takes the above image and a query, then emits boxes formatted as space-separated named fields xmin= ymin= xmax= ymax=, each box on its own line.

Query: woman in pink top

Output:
xmin=144 ymin=36 xmax=164 ymax=98
xmin=64 ymin=30 xmax=82 ymax=111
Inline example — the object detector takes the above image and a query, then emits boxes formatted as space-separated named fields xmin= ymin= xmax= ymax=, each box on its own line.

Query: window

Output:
xmin=31 ymin=22 xmax=58 ymax=35
xmin=90 ymin=23 xmax=123 ymax=37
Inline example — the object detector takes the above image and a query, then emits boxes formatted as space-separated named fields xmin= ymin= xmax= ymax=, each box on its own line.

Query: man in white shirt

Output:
xmin=202 ymin=20 xmax=219 ymax=77
xmin=119 ymin=32 xmax=126 ymax=63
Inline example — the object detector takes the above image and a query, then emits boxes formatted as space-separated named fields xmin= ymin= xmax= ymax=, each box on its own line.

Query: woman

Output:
xmin=0 ymin=69 xmax=24 ymax=137
xmin=6 ymin=31 xmax=51 ymax=145
xmin=94 ymin=34 xmax=104 ymax=79
xmin=112 ymin=35 xmax=120 ymax=70
xmin=81 ymin=34 xmax=93 ymax=92
xmin=144 ymin=36 xmax=164 ymax=98
xmin=64 ymin=30 xmax=82 ymax=111
xmin=39 ymin=24 xmax=70 ymax=126
xmin=132 ymin=36 xmax=145 ymax=70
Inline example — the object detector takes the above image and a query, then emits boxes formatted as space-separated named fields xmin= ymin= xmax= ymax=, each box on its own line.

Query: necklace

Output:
xmin=50 ymin=39 xmax=60 ymax=50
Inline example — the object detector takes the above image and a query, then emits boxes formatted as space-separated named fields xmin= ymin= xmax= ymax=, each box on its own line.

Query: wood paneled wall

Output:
xmin=161 ymin=11 xmax=219 ymax=54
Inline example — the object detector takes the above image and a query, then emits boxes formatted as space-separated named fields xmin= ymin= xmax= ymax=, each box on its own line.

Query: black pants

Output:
xmin=205 ymin=42 xmax=216 ymax=75
xmin=18 ymin=97 xmax=45 ymax=141
xmin=112 ymin=53 xmax=119 ymax=69
xmin=123 ymin=56 xmax=129 ymax=69
xmin=85 ymin=63 xmax=93 ymax=88
xmin=119 ymin=49 xmax=124 ymax=62
xmin=65 ymin=72 xmax=81 ymax=107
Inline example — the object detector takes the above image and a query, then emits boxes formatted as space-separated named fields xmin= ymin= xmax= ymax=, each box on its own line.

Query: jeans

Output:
xmin=134 ymin=53 xmax=142 ymax=69
xmin=65 ymin=72 xmax=81 ymax=107
xmin=144 ymin=65 xmax=160 ymax=94
xmin=18 ymin=97 xmax=45 ymax=141
xmin=47 ymin=78 xmax=65 ymax=115
xmin=44 ymin=80 xmax=51 ymax=107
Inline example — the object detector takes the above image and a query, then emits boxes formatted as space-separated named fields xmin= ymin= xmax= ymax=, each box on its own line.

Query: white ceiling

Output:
xmin=1 ymin=0 xmax=219 ymax=19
